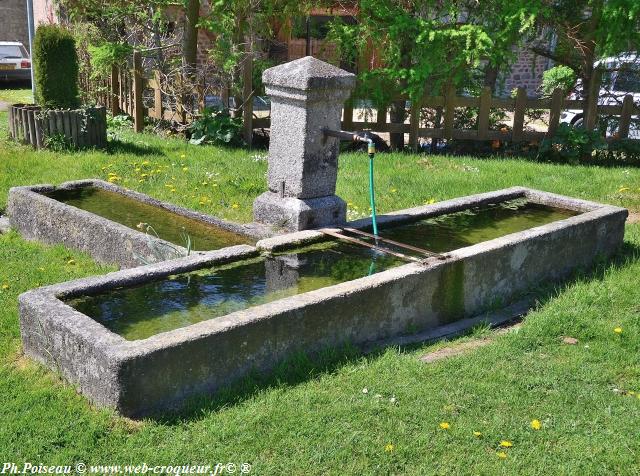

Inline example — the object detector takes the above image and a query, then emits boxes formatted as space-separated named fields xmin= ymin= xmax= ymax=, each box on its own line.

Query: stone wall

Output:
xmin=0 ymin=0 xmax=29 ymax=46
xmin=502 ymin=47 xmax=553 ymax=98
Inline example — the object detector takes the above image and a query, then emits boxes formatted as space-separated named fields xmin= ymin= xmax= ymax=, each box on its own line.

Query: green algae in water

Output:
xmin=376 ymin=198 xmax=579 ymax=253
xmin=66 ymin=241 xmax=405 ymax=341
xmin=66 ymin=198 xmax=580 ymax=341
xmin=44 ymin=186 xmax=253 ymax=251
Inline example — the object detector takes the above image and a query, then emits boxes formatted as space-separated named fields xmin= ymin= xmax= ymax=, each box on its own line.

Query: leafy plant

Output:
xmin=539 ymin=123 xmax=606 ymax=163
xmin=44 ymin=133 xmax=74 ymax=152
xmin=33 ymin=25 xmax=80 ymax=108
xmin=541 ymin=66 xmax=577 ymax=97
xmin=188 ymin=109 xmax=244 ymax=146
xmin=88 ymin=42 xmax=133 ymax=75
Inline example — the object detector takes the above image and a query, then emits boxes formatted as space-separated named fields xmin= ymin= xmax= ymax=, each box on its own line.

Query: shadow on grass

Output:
xmin=106 ymin=139 xmax=166 ymax=157
xmin=144 ymin=236 xmax=640 ymax=424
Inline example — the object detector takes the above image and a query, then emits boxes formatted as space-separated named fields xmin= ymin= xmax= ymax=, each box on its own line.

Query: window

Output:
xmin=0 ymin=45 xmax=27 ymax=59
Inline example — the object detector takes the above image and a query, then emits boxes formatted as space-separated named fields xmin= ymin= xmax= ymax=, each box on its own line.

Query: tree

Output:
xmin=526 ymin=0 xmax=640 ymax=126
xmin=329 ymin=0 xmax=531 ymax=149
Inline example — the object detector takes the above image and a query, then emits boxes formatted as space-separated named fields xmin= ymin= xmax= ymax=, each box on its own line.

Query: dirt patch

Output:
xmin=419 ymin=325 xmax=519 ymax=364
xmin=628 ymin=212 xmax=640 ymax=224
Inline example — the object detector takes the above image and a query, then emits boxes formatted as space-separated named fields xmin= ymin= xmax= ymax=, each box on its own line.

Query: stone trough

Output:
xmin=8 ymin=179 xmax=268 ymax=268
xmin=18 ymin=187 xmax=626 ymax=417
xmin=14 ymin=57 xmax=629 ymax=417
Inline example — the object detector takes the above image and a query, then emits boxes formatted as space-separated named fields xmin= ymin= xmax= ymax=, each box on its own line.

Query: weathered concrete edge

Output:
xmin=18 ymin=245 xmax=258 ymax=408
xmin=65 ymin=179 xmax=273 ymax=240
xmin=8 ymin=180 xmax=269 ymax=268
xmin=256 ymin=186 xmax=628 ymax=252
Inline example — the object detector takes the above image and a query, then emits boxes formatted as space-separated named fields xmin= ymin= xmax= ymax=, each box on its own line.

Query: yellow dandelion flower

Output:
xmin=1 ymin=284 xmax=9 ymax=290
xmin=170 ymin=188 xmax=177 ymax=193
xmin=614 ymin=327 xmax=623 ymax=334
xmin=425 ymin=198 xmax=436 ymax=205
xmin=390 ymin=188 xmax=398 ymax=193
xmin=473 ymin=431 xmax=482 ymax=437
xmin=439 ymin=422 xmax=450 ymax=430
xmin=499 ymin=441 xmax=513 ymax=448
xmin=618 ymin=187 xmax=630 ymax=193
xmin=496 ymin=451 xmax=507 ymax=459
xmin=135 ymin=167 xmax=141 ymax=172
xmin=384 ymin=443 xmax=394 ymax=453
xmin=231 ymin=203 xmax=240 ymax=209
xmin=142 ymin=160 xmax=150 ymax=166
xmin=531 ymin=419 xmax=542 ymax=430
xmin=180 ymin=154 xmax=186 ymax=159
xmin=182 ymin=167 xmax=189 ymax=172
xmin=67 ymin=259 xmax=76 ymax=265
xmin=38 ymin=267 xmax=45 ymax=272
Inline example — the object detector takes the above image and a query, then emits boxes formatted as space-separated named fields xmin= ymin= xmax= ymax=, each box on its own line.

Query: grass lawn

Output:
xmin=0 ymin=86 xmax=33 ymax=105
xmin=1 ymin=108 xmax=640 ymax=473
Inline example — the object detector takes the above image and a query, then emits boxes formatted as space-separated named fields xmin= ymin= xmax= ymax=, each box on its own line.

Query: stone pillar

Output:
xmin=253 ymin=56 xmax=356 ymax=231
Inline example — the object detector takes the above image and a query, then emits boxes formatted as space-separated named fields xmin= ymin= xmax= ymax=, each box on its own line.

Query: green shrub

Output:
xmin=33 ymin=25 xmax=80 ymax=108
xmin=539 ymin=123 xmax=606 ymax=163
xmin=540 ymin=66 xmax=576 ymax=98
xmin=188 ymin=109 xmax=244 ymax=146
xmin=88 ymin=42 xmax=132 ymax=76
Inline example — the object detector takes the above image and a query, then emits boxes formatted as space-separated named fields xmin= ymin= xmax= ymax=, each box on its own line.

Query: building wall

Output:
xmin=0 ymin=0 xmax=29 ymax=46
xmin=32 ymin=0 xmax=58 ymax=27
xmin=502 ymin=48 xmax=552 ymax=97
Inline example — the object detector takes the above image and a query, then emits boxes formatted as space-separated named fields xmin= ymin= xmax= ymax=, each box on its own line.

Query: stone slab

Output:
xmin=253 ymin=191 xmax=346 ymax=231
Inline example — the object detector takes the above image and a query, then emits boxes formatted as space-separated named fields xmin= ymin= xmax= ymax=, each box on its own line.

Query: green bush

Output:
xmin=540 ymin=66 xmax=576 ymax=98
xmin=539 ymin=123 xmax=606 ymax=163
xmin=33 ymin=25 xmax=80 ymax=108
xmin=188 ymin=109 xmax=244 ymax=146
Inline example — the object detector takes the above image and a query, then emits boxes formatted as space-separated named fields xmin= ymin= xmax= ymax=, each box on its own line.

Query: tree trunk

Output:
xmin=182 ymin=0 xmax=200 ymax=69
xmin=483 ymin=64 xmax=499 ymax=93
xmin=389 ymin=46 xmax=412 ymax=151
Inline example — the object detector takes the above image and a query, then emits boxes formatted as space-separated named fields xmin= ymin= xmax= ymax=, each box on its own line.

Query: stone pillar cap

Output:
xmin=263 ymin=56 xmax=356 ymax=91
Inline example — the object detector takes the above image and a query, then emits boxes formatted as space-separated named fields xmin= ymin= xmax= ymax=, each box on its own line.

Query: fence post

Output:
xmin=584 ymin=69 xmax=601 ymax=131
xmin=443 ymin=85 xmax=455 ymax=140
xmin=132 ymin=51 xmax=144 ymax=133
xmin=153 ymin=70 xmax=163 ymax=120
xmin=242 ymin=39 xmax=254 ymax=147
xmin=342 ymin=99 xmax=354 ymax=131
xmin=409 ymin=99 xmax=421 ymax=152
xmin=512 ymin=88 xmax=527 ymax=142
xmin=617 ymin=94 xmax=634 ymax=139
xmin=477 ymin=86 xmax=491 ymax=140
xmin=110 ymin=65 xmax=120 ymax=117
xmin=548 ymin=88 xmax=564 ymax=136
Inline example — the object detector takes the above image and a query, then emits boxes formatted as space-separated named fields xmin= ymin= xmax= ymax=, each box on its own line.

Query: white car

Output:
xmin=560 ymin=53 xmax=640 ymax=138
xmin=0 ymin=41 xmax=31 ymax=82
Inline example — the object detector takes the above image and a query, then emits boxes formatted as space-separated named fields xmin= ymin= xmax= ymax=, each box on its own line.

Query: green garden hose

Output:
xmin=367 ymin=139 xmax=379 ymax=237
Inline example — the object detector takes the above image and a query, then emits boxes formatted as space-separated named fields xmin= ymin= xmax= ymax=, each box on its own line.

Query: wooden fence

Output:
xmin=8 ymin=105 xmax=107 ymax=149
xmin=99 ymin=58 xmax=639 ymax=149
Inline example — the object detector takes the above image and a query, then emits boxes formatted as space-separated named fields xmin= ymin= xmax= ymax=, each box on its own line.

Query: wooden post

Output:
xmin=584 ymin=69 xmax=601 ymax=131
xmin=342 ymin=99 xmax=354 ymax=131
xmin=133 ymin=51 xmax=144 ymax=133
xmin=242 ymin=40 xmax=254 ymax=147
xmin=21 ymin=108 xmax=29 ymax=144
xmin=376 ymin=104 xmax=387 ymax=131
xmin=477 ymin=86 xmax=491 ymax=140
xmin=76 ymin=111 xmax=86 ymax=149
xmin=110 ymin=65 xmax=120 ymax=117
xmin=617 ymin=94 xmax=634 ymax=139
xmin=512 ymin=88 xmax=527 ymax=142
xmin=443 ymin=85 xmax=455 ymax=140
xmin=70 ymin=110 xmax=79 ymax=148
xmin=548 ymin=88 xmax=564 ymax=136
xmin=8 ymin=105 xmax=14 ymax=139
xmin=34 ymin=115 xmax=44 ymax=149
xmin=153 ymin=70 xmax=163 ymax=119
xmin=409 ymin=99 xmax=421 ymax=152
